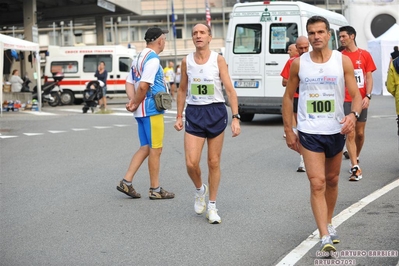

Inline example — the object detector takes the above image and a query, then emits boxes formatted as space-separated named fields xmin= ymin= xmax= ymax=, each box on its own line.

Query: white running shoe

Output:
xmin=297 ymin=160 xmax=306 ymax=172
xmin=206 ymin=204 xmax=221 ymax=224
xmin=194 ymin=184 xmax=208 ymax=214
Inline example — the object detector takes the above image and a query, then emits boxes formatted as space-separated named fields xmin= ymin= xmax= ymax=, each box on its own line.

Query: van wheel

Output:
xmin=240 ymin=113 xmax=254 ymax=122
xmin=60 ymin=90 xmax=75 ymax=105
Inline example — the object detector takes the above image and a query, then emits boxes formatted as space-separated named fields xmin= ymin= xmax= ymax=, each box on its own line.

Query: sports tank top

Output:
xmin=297 ymin=50 xmax=345 ymax=134
xmin=186 ymin=51 xmax=225 ymax=105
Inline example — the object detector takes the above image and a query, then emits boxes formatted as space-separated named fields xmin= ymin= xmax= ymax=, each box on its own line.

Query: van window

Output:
xmin=83 ymin=55 xmax=112 ymax=73
xmin=119 ymin=57 xmax=132 ymax=72
xmin=50 ymin=61 xmax=78 ymax=74
xmin=269 ymin=23 xmax=298 ymax=54
xmin=233 ymin=24 xmax=262 ymax=54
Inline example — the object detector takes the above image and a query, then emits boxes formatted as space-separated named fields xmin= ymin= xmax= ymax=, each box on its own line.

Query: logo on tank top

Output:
xmin=304 ymin=76 xmax=338 ymax=85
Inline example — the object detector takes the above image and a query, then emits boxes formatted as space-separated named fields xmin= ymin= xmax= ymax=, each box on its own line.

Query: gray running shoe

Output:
xmin=328 ymin=224 xmax=340 ymax=244
xmin=319 ymin=235 xmax=336 ymax=253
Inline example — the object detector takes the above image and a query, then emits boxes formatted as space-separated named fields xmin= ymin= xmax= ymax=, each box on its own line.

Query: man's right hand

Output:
xmin=126 ymin=99 xmax=137 ymax=112
xmin=174 ymin=118 xmax=183 ymax=131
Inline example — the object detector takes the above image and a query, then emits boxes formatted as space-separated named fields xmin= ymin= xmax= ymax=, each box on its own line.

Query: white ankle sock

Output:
xmin=196 ymin=184 xmax=205 ymax=195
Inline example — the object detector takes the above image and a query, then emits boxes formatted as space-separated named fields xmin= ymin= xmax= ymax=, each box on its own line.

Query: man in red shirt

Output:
xmin=339 ymin=26 xmax=376 ymax=181
xmin=281 ymin=36 xmax=309 ymax=172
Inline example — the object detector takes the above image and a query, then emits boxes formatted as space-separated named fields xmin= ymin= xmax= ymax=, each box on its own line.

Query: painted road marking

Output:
xmin=48 ymin=130 xmax=67 ymax=134
xmin=23 ymin=133 xmax=45 ymax=136
xmin=276 ymin=178 xmax=399 ymax=266
xmin=0 ymin=135 xmax=18 ymax=139
xmin=71 ymin=128 xmax=90 ymax=131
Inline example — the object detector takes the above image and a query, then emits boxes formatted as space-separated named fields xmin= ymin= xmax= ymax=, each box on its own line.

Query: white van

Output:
xmin=44 ymin=45 xmax=136 ymax=105
xmin=224 ymin=1 xmax=348 ymax=122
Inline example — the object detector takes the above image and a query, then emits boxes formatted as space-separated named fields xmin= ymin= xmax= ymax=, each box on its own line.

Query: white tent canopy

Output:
xmin=367 ymin=24 xmax=399 ymax=96
xmin=0 ymin=33 xmax=42 ymax=115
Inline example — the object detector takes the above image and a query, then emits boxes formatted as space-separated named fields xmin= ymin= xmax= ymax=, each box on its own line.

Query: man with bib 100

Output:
xmin=339 ymin=26 xmax=376 ymax=181
xmin=283 ymin=16 xmax=362 ymax=253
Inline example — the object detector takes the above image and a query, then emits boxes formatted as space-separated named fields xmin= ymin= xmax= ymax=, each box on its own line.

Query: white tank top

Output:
xmin=297 ymin=50 xmax=345 ymax=134
xmin=186 ymin=51 xmax=225 ymax=105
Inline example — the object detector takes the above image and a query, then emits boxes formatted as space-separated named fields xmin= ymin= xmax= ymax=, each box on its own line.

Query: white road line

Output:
xmin=113 ymin=124 xmax=130 ymax=127
xmin=370 ymin=115 xmax=397 ymax=119
xmin=108 ymin=112 xmax=132 ymax=116
xmin=48 ymin=130 xmax=67 ymax=134
xmin=93 ymin=126 xmax=113 ymax=129
xmin=276 ymin=178 xmax=399 ymax=266
xmin=0 ymin=135 xmax=18 ymax=139
xmin=58 ymin=108 xmax=84 ymax=113
xmin=23 ymin=111 xmax=57 ymax=115
xmin=71 ymin=128 xmax=89 ymax=131
xmin=23 ymin=133 xmax=44 ymax=136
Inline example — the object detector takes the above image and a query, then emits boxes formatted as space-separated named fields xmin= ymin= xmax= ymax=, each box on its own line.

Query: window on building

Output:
xmin=371 ymin=14 xmax=396 ymax=38
xmin=83 ymin=55 xmax=112 ymax=73
xmin=106 ymin=29 xmax=113 ymax=43
xmin=269 ymin=23 xmax=298 ymax=54
xmin=130 ymin=29 xmax=136 ymax=41
xmin=120 ymin=28 xmax=128 ymax=42
xmin=48 ymin=31 xmax=58 ymax=46
xmin=233 ymin=24 xmax=262 ymax=54
xmin=74 ymin=30 xmax=83 ymax=44
xmin=176 ymin=28 xmax=183 ymax=39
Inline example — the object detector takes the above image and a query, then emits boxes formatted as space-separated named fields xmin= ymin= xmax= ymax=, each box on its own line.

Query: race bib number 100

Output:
xmin=306 ymin=99 xmax=335 ymax=114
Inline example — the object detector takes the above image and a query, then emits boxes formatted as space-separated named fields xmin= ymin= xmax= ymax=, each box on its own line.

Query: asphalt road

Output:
xmin=1 ymin=95 xmax=398 ymax=266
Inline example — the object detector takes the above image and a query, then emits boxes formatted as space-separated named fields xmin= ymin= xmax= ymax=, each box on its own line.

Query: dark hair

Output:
xmin=12 ymin=69 xmax=18 ymax=75
xmin=306 ymin=16 xmax=330 ymax=32
xmin=394 ymin=46 xmax=399 ymax=51
xmin=339 ymin=25 xmax=357 ymax=39
xmin=193 ymin=23 xmax=212 ymax=36
xmin=99 ymin=61 xmax=105 ymax=66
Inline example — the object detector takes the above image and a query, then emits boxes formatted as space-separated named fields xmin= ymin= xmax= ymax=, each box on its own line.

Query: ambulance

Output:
xmin=224 ymin=1 xmax=348 ymax=122
xmin=44 ymin=45 xmax=136 ymax=105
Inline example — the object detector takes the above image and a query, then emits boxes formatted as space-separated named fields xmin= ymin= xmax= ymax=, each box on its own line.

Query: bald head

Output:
xmin=287 ymin=44 xmax=299 ymax=58
xmin=296 ymin=36 xmax=310 ymax=55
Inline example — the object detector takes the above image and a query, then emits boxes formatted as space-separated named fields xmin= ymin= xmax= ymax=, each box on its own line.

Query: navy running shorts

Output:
xmin=344 ymin=102 xmax=367 ymax=122
xmin=185 ymin=103 xmax=227 ymax=138
xmin=298 ymin=131 xmax=346 ymax=158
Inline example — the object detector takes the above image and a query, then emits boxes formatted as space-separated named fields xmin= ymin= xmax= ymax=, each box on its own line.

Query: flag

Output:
xmin=171 ymin=0 xmax=177 ymax=38
xmin=205 ymin=0 xmax=211 ymax=27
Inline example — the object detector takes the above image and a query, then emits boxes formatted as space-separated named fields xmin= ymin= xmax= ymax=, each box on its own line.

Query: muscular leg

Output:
xmin=206 ymin=132 xmax=225 ymax=201
xmin=301 ymin=146 xmax=330 ymax=237
xmin=124 ymin=145 xmax=150 ymax=182
xmin=346 ymin=129 xmax=357 ymax=167
xmin=325 ymin=153 xmax=342 ymax=223
xmin=184 ymin=132 xmax=206 ymax=188
xmin=355 ymin=121 xmax=366 ymax=158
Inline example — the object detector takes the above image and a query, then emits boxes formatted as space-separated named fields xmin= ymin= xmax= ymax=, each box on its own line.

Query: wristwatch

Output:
xmin=366 ymin=94 xmax=372 ymax=100
xmin=232 ymin=114 xmax=241 ymax=120
xmin=350 ymin=111 xmax=360 ymax=119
